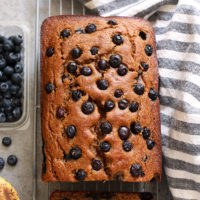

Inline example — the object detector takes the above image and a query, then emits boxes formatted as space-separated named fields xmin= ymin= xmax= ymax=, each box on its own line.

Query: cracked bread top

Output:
xmin=40 ymin=15 xmax=162 ymax=182
xmin=50 ymin=191 xmax=154 ymax=200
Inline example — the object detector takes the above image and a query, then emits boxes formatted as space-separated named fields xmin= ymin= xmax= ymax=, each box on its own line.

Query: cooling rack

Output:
xmin=35 ymin=0 xmax=172 ymax=199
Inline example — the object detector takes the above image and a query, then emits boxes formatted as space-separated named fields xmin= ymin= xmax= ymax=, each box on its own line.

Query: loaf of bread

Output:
xmin=41 ymin=15 xmax=162 ymax=182
xmin=50 ymin=191 xmax=154 ymax=200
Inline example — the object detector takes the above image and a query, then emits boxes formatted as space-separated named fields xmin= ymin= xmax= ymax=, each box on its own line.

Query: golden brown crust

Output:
xmin=0 ymin=177 xmax=20 ymax=200
xmin=41 ymin=15 xmax=162 ymax=182
xmin=50 ymin=191 xmax=154 ymax=200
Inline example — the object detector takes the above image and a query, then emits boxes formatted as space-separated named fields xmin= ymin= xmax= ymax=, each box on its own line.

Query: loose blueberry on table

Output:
xmin=0 ymin=157 xmax=5 ymax=169
xmin=2 ymin=137 xmax=12 ymax=146
xmin=7 ymin=155 xmax=18 ymax=166
xmin=0 ymin=34 xmax=23 ymax=122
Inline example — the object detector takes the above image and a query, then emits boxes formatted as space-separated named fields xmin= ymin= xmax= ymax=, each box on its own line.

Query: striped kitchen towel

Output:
xmin=78 ymin=0 xmax=200 ymax=199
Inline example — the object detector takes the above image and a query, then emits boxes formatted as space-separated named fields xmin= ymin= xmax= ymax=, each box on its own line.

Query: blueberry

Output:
xmin=12 ymin=98 xmax=21 ymax=107
xmin=9 ymin=85 xmax=19 ymax=96
xmin=117 ymin=64 xmax=128 ymax=76
xmin=13 ymin=35 xmax=23 ymax=45
xmin=15 ymin=88 xmax=22 ymax=98
xmin=75 ymin=169 xmax=86 ymax=181
xmin=1 ymin=74 xmax=8 ymax=82
xmin=130 ymin=122 xmax=141 ymax=134
xmin=96 ymin=79 xmax=109 ymax=90
xmin=0 ymin=71 xmax=3 ymax=79
xmin=14 ymin=63 xmax=23 ymax=73
xmin=114 ymin=89 xmax=123 ymax=98
xmin=130 ymin=163 xmax=142 ymax=177
xmin=0 ymin=112 xmax=6 ymax=122
xmin=139 ymin=31 xmax=146 ymax=40
xmin=142 ymin=127 xmax=151 ymax=139
xmin=85 ymin=23 xmax=97 ymax=33
xmin=56 ymin=107 xmax=65 ymax=118
xmin=100 ymin=122 xmax=112 ymax=134
xmin=134 ymin=83 xmax=144 ymax=95
xmin=60 ymin=29 xmax=71 ymax=38
xmin=71 ymin=48 xmax=82 ymax=59
xmin=3 ymin=66 xmax=14 ymax=76
xmin=80 ymin=67 xmax=92 ymax=76
xmin=2 ymin=137 xmax=12 ymax=146
xmin=5 ymin=80 xmax=12 ymax=87
xmin=46 ymin=47 xmax=54 ymax=57
xmin=109 ymin=54 xmax=122 ymax=68
xmin=65 ymin=125 xmax=76 ymax=138
xmin=118 ymin=99 xmax=128 ymax=110
xmin=90 ymin=47 xmax=98 ymax=55
xmin=91 ymin=159 xmax=102 ymax=171
xmin=0 ymin=102 xmax=3 ymax=110
xmin=129 ymin=101 xmax=139 ymax=112
xmin=5 ymin=105 xmax=13 ymax=113
xmin=69 ymin=147 xmax=82 ymax=159
xmin=0 ymin=157 xmax=5 ymax=169
xmin=0 ymin=57 xmax=6 ymax=69
xmin=0 ymin=35 xmax=5 ymax=43
xmin=98 ymin=59 xmax=109 ymax=70
xmin=14 ymin=45 xmax=22 ymax=53
xmin=100 ymin=141 xmax=111 ymax=152
xmin=67 ymin=62 xmax=77 ymax=74
xmin=145 ymin=45 xmax=153 ymax=56
xmin=12 ymin=107 xmax=22 ymax=120
xmin=122 ymin=141 xmax=133 ymax=152
xmin=2 ymin=99 xmax=12 ymax=107
xmin=118 ymin=126 xmax=130 ymax=140
xmin=104 ymin=100 xmax=115 ymax=112
xmin=0 ymin=44 xmax=2 ymax=53
xmin=140 ymin=62 xmax=149 ymax=71
xmin=6 ymin=113 xmax=15 ymax=122
xmin=45 ymin=82 xmax=54 ymax=94
xmin=3 ymin=39 xmax=14 ymax=52
xmin=8 ymin=36 xmax=15 ymax=42
xmin=107 ymin=20 xmax=117 ymax=25
xmin=72 ymin=90 xmax=81 ymax=101
xmin=147 ymin=139 xmax=155 ymax=150
xmin=139 ymin=193 xmax=154 ymax=200
xmin=11 ymin=73 xmax=22 ymax=85
xmin=112 ymin=34 xmax=123 ymax=45
xmin=148 ymin=88 xmax=158 ymax=101
xmin=0 ymin=82 xmax=9 ymax=93
xmin=3 ymin=91 xmax=12 ymax=99
xmin=6 ymin=53 xmax=18 ymax=65
xmin=16 ymin=53 xmax=21 ymax=62
xmin=81 ymin=102 xmax=94 ymax=115
xmin=7 ymin=155 xmax=18 ymax=166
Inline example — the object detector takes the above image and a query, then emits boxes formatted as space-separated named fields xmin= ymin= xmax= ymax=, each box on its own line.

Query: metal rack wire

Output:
xmin=35 ymin=0 xmax=172 ymax=199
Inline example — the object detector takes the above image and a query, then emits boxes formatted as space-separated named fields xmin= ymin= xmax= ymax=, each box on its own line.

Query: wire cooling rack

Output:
xmin=35 ymin=0 xmax=172 ymax=199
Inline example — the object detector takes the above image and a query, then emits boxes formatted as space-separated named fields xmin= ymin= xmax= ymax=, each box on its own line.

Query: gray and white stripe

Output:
xmin=78 ymin=0 xmax=200 ymax=199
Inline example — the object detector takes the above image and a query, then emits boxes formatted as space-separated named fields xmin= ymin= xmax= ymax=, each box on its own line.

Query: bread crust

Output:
xmin=41 ymin=15 xmax=162 ymax=182
xmin=50 ymin=191 xmax=154 ymax=200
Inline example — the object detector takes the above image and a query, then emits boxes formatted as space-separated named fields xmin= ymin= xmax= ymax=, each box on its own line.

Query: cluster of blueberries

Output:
xmin=44 ymin=20 xmax=158 ymax=181
xmin=0 ymin=137 xmax=18 ymax=169
xmin=0 ymin=35 xmax=23 ymax=122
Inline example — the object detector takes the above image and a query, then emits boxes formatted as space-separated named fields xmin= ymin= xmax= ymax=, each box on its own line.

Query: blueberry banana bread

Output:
xmin=50 ymin=191 xmax=154 ymax=200
xmin=41 ymin=16 xmax=162 ymax=182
